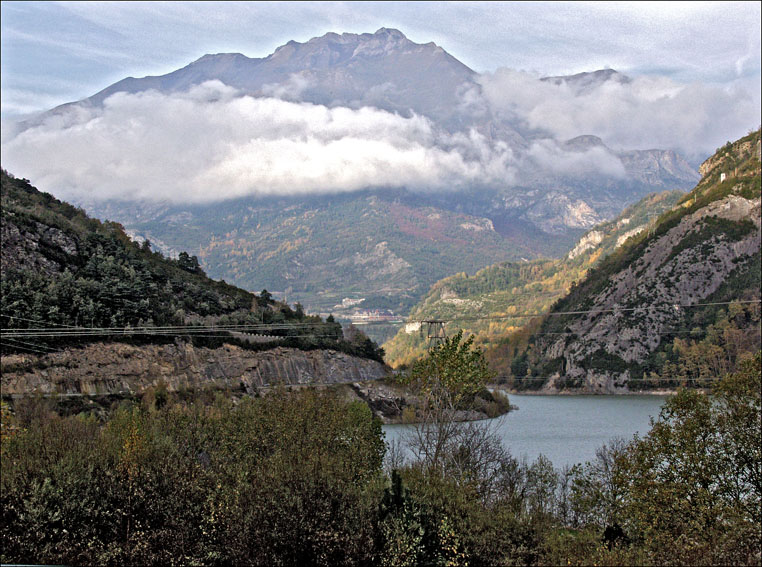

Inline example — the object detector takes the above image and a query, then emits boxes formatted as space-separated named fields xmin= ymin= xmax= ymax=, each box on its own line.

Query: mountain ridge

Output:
xmin=382 ymin=189 xmax=686 ymax=367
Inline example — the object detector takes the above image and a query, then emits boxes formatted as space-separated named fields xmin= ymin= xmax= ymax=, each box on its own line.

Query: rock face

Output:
xmin=1 ymin=342 xmax=390 ymax=397
xmin=567 ymin=230 xmax=604 ymax=259
xmin=530 ymin=130 xmax=762 ymax=392
xmin=1 ymin=216 xmax=79 ymax=275
xmin=546 ymin=195 xmax=760 ymax=392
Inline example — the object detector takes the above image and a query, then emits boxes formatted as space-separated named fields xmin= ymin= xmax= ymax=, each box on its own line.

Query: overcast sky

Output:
xmin=2 ymin=1 xmax=760 ymax=118
xmin=1 ymin=1 xmax=760 ymax=204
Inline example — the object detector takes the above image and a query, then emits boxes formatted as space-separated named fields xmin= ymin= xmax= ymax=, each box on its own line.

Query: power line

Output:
xmin=500 ymin=377 xmax=729 ymax=385
xmin=1 ymin=299 xmax=758 ymax=338
xmin=0 ymin=340 xmax=50 ymax=355
xmin=421 ymin=299 xmax=762 ymax=324
xmin=3 ymin=337 xmax=57 ymax=352
xmin=0 ymin=316 xmax=339 ymax=333
xmin=408 ymin=326 xmax=762 ymax=341
xmin=0 ymin=314 xmax=79 ymax=328
xmin=340 ymin=299 xmax=762 ymax=327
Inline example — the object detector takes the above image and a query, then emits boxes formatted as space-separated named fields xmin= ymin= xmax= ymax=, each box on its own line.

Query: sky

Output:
xmin=1 ymin=1 xmax=760 ymax=204
xmin=2 ymin=1 xmax=760 ymax=118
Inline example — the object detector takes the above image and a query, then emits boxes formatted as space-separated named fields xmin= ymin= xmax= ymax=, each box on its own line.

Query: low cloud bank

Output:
xmin=2 ymin=81 xmax=524 ymax=203
xmin=2 ymin=68 xmax=758 ymax=204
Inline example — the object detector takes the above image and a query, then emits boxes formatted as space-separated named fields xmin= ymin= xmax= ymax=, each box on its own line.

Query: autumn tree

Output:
xmin=399 ymin=331 xmax=496 ymax=475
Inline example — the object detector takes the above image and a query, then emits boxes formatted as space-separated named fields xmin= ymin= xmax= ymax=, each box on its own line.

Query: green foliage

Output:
xmin=622 ymin=353 xmax=762 ymax=564
xmin=1 ymin=389 xmax=385 ymax=566
xmin=401 ymin=331 xmax=495 ymax=411
xmin=2 ymin=356 xmax=760 ymax=564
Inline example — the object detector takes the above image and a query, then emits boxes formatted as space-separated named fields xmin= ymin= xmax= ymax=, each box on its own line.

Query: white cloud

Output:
xmin=260 ymin=73 xmax=312 ymax=101
xmin=4 ymin=66 xmax=756 ymax=206
xmin=0 ymin=81 xmax=521 ymax=203
xmin=477 ymin=68 xmax=761 ymax=158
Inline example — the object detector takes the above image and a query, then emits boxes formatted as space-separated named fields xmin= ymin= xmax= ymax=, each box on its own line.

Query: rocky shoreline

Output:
xmin=348 ymin=379 xmax=514 ymax=424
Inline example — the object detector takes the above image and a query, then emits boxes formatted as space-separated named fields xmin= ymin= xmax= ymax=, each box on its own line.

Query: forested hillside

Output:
xmin=0 ymin=170 xmax=382 ymax=361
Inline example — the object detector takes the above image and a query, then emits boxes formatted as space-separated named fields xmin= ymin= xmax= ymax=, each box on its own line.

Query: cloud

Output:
xmin=7 ymin=66 xmax=755 ymax=206
xmin=524 ymin=140 xmax=627 ymax=179
xmin=260 ymin=73 xmax=312 ymax=101
xmin=1 ymin=81 xmax=523 ymax=203
xmin=477 ymin=68 xmax=761 ymax=159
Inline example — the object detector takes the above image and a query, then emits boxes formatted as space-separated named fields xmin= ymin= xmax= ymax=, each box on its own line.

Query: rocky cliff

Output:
xmin=526 ymin=129 xmax=761 ymax=392
xmin=0 ymin=341 xmax=389 ymax=397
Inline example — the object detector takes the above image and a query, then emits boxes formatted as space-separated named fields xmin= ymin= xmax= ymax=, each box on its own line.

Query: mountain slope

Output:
xmin=84 ymin=190 xmax=542 ymax=315
xmin=383 ymin=190 xmax=685 ymax=367
xmin=519 ymin=130 xmax=761 ymax=391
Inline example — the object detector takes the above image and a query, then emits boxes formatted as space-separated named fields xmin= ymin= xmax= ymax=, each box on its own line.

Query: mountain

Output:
xmin=14 ymin=29 xmax=701 ymax=313
xmin=541 ymin=69 xmax=631 ymax=93
xmin=84 ymin=189 xmax=562 ymax=317
xmin=515 ymin=130 xmax=761 ymax=392
xmin=36 ymin=28 xmax=476 ymax=132
xmin=382 ymin=189 xmax=685 ymax=368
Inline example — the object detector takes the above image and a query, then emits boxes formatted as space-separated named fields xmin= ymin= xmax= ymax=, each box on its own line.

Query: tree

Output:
xmin=177 ymin=251 xmax=202 ymax=274
xmin=399 ymin=331 xmax=496 ymax=475
xmin=344 ymin=324 xmax=385 ymax=362
xmin=622 ymin=351 xmax=762 ymax=564
xmin=259 ymin=289 xmax=273 ymax=305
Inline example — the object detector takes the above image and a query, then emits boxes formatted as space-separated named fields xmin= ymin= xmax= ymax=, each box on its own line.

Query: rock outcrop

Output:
xmin=1 ymin=341 xmax=390 ymax=397
xmin=529 ymin=129 xmax=762 ymax=392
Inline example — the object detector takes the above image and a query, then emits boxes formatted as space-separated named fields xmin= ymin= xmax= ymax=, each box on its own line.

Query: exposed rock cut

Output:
xmin=1 ymin=342 xmax=390 ymax=397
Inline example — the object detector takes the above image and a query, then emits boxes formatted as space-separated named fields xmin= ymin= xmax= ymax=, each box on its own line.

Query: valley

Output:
xmin=1 ymin=8 xmax=760 ymax=565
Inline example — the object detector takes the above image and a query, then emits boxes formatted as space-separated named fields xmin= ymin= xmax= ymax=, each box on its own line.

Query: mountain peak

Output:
xmin=563 ymin=135 xmax=607 ymax=151
xmin=373 ymin=28 xmax=407 ymax=39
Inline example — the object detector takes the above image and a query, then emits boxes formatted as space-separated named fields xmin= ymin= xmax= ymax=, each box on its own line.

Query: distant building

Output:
xmin=720 ymin=172 xmax=726 ymax=182
xmin=405 ymin=321 xmax=422 ymax=334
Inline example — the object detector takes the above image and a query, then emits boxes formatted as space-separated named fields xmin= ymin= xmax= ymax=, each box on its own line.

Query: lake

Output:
xmin=383 ymin=393 xmax=669 ymax=469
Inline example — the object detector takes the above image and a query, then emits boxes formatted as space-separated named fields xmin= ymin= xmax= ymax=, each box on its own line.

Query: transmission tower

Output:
xmin=420 ymin=319 xmax=446 ymax=349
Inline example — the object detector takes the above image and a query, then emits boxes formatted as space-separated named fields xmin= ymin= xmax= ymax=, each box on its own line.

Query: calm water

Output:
xmin=383 ymin=393 xmax=668 ymax=469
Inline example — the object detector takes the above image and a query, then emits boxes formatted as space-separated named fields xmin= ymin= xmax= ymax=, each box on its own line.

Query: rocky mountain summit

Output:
xmin=38 ymin=28 xmax=474 ymax=130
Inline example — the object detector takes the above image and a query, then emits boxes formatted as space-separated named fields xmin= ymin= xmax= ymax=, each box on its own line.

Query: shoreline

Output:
xmin=490 ymin=385 xmax=682 ymax=397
